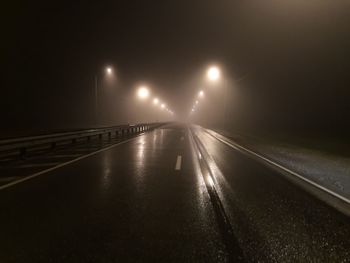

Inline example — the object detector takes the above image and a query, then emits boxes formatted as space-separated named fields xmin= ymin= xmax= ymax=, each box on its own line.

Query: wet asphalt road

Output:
xmin=0 ymin=123 xmax=349 ymax=262
xmin=194 ymin=127 xmax=350 ymax=262
xmin=0 ymin=124 xmax=226 ymax=262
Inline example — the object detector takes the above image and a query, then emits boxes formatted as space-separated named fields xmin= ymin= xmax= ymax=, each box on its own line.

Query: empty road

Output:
xmin=0 ymin=123 xmax=349 ymax=262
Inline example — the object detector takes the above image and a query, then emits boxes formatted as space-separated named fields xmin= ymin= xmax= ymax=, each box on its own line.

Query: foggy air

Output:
xmin=1 ymin=1 xmax=350 ymax=262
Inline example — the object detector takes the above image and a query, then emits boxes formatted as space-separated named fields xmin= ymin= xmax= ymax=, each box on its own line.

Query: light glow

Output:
xmin=207 ymin=176 xmax=214 ymax=187
xmin=198 ymin=90 xmax=204 ymax=97
xmin=207 ymin=66 xmax=220 ymax=81
xmin=106 ymin=67 xmax=112 ymax=75
xmin=137 ymin=86 xmax=150 ymax=99
xmin=153 ymin=98 xmax=159 ymax=105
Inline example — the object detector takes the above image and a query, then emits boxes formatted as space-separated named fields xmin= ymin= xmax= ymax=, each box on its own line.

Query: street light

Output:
xmin=95 ymin=66 xmax=115 ymax=125
xmin=205 ymin=65 xmax=229 ymax=128
xmin=153 ymin=98 xmax=159 ymax=105
xmin=198 ymin=90 xmax=204 ymax=98
xmin=207 ymin=66 xmax=220 ymax=81
xmin=106 ymin=67 xmax=112 ymax=75
xmin=161 ymin=103 xmax=165 ymax=109
xmin=137 ymin=86 xmax=150 ymax=99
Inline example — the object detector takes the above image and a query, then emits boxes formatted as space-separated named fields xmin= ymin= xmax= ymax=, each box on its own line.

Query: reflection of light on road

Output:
xmin=188 ymin=130 xmax=206 ymax=216
xmin=134 ymin=136 xmax=147 ymax=194
xmin=207 ymin=175 xmax=214 ymax=187
xmin=198 ymin=132 xmax=236 ymax=203
xmin=152 ymin=130 xmax=158 ymax=149
xmin=101 ymin=153 xmax=112 ymax=192
xmin=137 ymin=137 xmax=146 ymax=159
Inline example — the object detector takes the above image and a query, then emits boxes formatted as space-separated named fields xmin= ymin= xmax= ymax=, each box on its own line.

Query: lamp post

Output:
xmin=95 ymin=67 xmax=113 ymax=126
xmin=206 ymin=65 xmax=227 ymax=128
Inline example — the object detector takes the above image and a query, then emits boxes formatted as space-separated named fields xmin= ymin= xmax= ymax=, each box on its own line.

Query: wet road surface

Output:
xmin=193 ymin=126 xmax=350 ymax=262
xmin=0 ymin=123 xmax=349 ymax=262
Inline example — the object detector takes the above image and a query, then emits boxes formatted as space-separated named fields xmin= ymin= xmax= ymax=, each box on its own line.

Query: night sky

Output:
xmin=1 ymin=1 xmax=350 ymax=137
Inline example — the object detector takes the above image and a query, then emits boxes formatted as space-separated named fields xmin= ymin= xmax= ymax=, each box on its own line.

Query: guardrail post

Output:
xmin=99 ymin=134 xmax=102 ymax=140
xmin=51 ymin=142 xmax=56 ymax=149
xmin=72 ymin=138 xmax=77 ymax=144
xmin=108 ymin=132 xmax=111 ymax=139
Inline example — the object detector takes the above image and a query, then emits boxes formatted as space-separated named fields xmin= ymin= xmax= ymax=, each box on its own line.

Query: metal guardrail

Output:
xmin=0 ymin=123 xmax=164 ymax=158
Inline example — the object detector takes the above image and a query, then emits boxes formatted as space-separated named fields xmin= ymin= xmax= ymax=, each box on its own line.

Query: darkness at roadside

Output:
xmin=1 ymin=0 xmax=350 ymax=142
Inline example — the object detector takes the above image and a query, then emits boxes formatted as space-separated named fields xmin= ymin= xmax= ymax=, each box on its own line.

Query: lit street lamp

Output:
xmin=205 ymin=65 xmax=229 ymax=128
xmin=153 ymin=98 xmax=159 ymax=105
xmin=95 ymin=66 xmax=114 ymax=125
xmin=207 ymin=66 xmax=220 ymax=82
xmin=137 ymin=86 xmax=150 ymax=99
xmin=106 ymin=67 xmax=113 ymax=75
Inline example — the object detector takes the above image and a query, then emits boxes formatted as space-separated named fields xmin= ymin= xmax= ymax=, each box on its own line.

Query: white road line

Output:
xmin=0 ymin=135 xmax=143 ymax=191
xmin=175 ymin=155 xmax=182 ymax=170
xmin=206 ymin=129 xmax=350 ymax=205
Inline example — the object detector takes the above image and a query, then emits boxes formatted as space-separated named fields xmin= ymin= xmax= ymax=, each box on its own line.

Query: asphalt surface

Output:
xmin=0 ymin=124 xmax=227 ymax=262
xmin=0 ymin=123 xmax=349 ymax=262
xmin=194 ymin=127 xmax=350 ymax=262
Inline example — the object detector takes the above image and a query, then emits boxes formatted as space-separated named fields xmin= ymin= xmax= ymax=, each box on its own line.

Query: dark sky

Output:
xmin=1 ymin=0 xmax=350 ymax=136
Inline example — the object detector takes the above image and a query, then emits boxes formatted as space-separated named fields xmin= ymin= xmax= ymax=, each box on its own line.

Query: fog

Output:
xmin=1 ymin=0 xmax=349 ymax=138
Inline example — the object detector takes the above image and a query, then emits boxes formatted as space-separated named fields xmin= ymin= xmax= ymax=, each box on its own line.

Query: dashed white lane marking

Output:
xmin=175 ymin=155 xmax=182 ymax=171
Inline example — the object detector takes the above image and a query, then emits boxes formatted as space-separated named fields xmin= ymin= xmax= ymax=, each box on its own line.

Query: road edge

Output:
xmin=0 ymin=134 xmax=146 ymax=191
xmin=204 ymin=127 xmax=350 ymax=217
